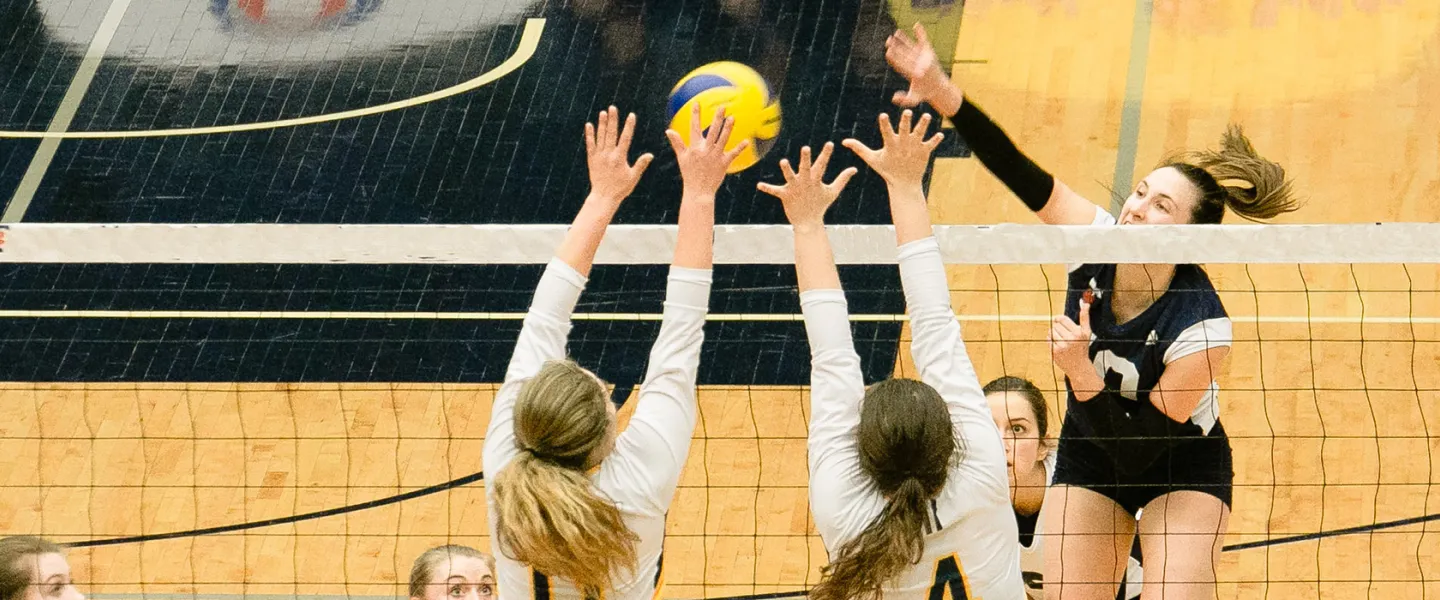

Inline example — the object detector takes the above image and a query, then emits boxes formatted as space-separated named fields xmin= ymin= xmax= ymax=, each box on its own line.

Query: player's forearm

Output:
xmin=888 ymin=183 xmax=933 ymax=247
xmin=793 ymin=225 xmax=842 ymax=293
xmin=673 ymin=191 xmax=715 ymax=270
xmin=1065 ymin=367 xmax=1104 ymax=401
xmin=555 ymin=195 xmax=618 ymax=277
xmin=1148 ymin=388 xmax=1202 ymax=424
xmin=949 ymin=98 xmax=1056 ymax=213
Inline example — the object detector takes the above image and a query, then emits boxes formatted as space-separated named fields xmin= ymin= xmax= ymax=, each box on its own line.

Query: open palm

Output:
xmin=885 ymin=23 xmax=949 ymax=108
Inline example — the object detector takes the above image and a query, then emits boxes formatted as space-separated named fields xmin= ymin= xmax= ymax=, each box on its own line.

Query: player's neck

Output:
xmin=1013 ymin=464 xmax=1047 ymax=516
xmin=1111 ymin=263 xmax=1174 ymax=322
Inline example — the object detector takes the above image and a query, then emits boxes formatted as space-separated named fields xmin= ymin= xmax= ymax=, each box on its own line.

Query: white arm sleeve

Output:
xmin=897 ymin=237 xmax=1009 ymax=488
xmin=597 ymin=267 xmax=712 ymax=516
xmin=1067 ymin=206 xmax=1118 ymax=273
xmin=802 ymin=289 xmax=881 ymax=548
xmin=482 ymin=258 xmax=588 ymax=480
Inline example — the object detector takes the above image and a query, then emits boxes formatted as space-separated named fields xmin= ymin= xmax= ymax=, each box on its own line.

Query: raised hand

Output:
xmin=1050 ymin=299 xmax=1095 ymax=396
xmin=585 ymin=106 xmax=655 ymax=208
xmin=667 ymin=104 xmax=751 ymax=198
xmin=842 ymin=110 xmax=944 ymax=190
xmin=885 ymin=23 xmax=957 ymax=111
xmin=756 ymin=142 xmax=858 ymax=232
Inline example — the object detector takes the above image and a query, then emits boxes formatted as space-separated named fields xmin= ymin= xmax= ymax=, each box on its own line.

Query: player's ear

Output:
xmin=1037 ymin=437 xmax=1054 ymax=461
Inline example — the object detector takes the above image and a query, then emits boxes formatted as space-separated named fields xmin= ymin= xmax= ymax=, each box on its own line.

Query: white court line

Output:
xmin=0 ymin=310 xmax=1434 ymax=324
xmin=2 ymin=0 xmax=135 ymax=223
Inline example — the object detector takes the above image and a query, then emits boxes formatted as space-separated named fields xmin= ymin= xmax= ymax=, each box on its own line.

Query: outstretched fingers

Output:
xmin=724 ymin=138 xmax=752 ymax=163
xmin=878 ymin=113 xmax=897 ymax=142
xmin=711 ymin=108 xmax=732 ymax=146
xmin=688 ymin=103 xmax=703 ymax=145
xmin=665 ymin=129 xmax=685 ymax=156
xmin=632 ymin=152 xmax=655 ymax=177
xmin=924 ymin=130 xmax=945 ymax=150
xmin=617 ymin=112 xmax=638 ymax=152
xmin=911 ymin=22 xmax=930 ymax=47
xmin=779 ymin=158 xmax=797 ymax=183
xmin=912 ymin=112 xmax=932 ymax=137
xmin=828 ymin=166 xmax=858 ymax=193
xmin=811 ymin=142 xmax=836 ymax=176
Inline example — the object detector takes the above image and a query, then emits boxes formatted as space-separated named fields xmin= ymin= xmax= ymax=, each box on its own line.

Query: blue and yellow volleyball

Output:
xmin=666 ymin=61 xmax=782 ymax=174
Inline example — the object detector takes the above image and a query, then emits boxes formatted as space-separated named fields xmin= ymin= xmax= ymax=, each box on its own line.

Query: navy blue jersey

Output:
xmin=1063 ymin=262 xmax=1232 ymax=474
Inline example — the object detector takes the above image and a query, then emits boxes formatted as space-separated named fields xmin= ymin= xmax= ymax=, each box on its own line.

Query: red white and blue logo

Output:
xmin=209 ymin=0 xmax=382 ymax=31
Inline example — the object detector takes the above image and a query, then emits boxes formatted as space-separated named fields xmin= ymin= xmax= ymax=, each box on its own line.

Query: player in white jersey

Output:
xmin=983 ymin=377 xmax=1141 ymax=600
xmin=884 ymin=22 xmax=1298 ymax=599
xmin=483 ymin=104 xmax=748 ymax=600
xmin=756 ymin=111 xmax=1024 ymax=600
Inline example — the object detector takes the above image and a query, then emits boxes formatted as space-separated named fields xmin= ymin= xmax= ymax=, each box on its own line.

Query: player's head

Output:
xmin=490 ymin=360 xmax=636 ymax=596
xmin=1120 ymin=125 xmax=1297 ymax=226
xmin=0 ymin=536 xmax=82 ymax=600
xmin=810 ymin=378 xmax=957 ymax=600
xmin=407 ymin=545 xmax=495 ymax=600
xmin=983 ymin=376 xmax=1051 ymax=489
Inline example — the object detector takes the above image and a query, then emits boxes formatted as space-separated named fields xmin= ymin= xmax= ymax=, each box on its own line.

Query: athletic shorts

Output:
xmin=1052 ymin=414 xmax=1234 ymax=516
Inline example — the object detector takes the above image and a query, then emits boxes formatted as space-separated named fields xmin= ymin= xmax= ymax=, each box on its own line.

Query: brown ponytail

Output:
xmin=491 ymin=361 xmax=636 ymax=596
xmin=1167 ymin=125 xmax=1300 ymax=224
xmin=809 ymin=379 xmax=956 ymax=600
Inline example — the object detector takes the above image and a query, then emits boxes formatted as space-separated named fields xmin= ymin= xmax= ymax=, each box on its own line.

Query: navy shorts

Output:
xmin=1052 ymin=414 xmax=1234 ymax=516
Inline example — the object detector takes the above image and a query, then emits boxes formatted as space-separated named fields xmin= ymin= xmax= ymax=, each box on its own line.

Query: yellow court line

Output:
xmin=0 ymin=310 xmax=1433 ymax=324
xmin=0 ymin=19 xmax=546 ymax=140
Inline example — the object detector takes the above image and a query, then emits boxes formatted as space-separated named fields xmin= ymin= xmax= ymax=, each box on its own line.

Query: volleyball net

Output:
xmin=1 ymin=222 xmax=1437 ymax=599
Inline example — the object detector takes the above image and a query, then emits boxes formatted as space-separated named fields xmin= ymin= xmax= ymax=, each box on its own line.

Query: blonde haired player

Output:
xmin=483 ymin=104 xmax=748 ymax=600
xmin=757 ymin=110 xmax=1023 ymax=600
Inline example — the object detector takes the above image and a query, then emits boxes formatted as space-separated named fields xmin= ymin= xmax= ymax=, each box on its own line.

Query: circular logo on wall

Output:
xmin=208 ymin=0 xmax=383 ymax=33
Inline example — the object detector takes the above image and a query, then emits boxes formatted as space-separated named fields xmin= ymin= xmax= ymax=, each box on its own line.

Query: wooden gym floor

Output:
xmin=2 ymin=0 xmax=1439 ymax=599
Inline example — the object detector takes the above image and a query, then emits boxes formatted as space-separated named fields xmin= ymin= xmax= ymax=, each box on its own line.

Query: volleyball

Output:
xmin=666 ymin=61 xmax=782 ymax=173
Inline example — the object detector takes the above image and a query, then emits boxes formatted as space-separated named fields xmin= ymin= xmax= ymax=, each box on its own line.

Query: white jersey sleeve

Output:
xmin=801 ymin=288 xmax=881 ymax=546
xmin=486 ymin=265 xmax=711 ymax=600
xmin=896 ymin=237 xmax=1009 ymax=492
xmin=594 ymin=266 xmax=711 ymax=515
xmin=483 ymin=258 xmax=587 ymax=480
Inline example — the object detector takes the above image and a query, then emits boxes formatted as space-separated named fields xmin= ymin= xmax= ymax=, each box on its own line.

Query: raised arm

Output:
xmin=757 ymin=142 xmax=872 ymax=542
xmin=844 ymin=111 xmax=1008 ymax=483
xmin=483 ymin=106 xmax=653 ymax=478
xmin=884 ymin=23 xmax=1104 ymax=226
xmin=603 ymin=105 xmax=748 ymax=512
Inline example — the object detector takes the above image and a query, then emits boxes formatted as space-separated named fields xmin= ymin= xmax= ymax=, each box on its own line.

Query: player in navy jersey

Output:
xmin=883 ymin=24 xmax=1300 ymax=600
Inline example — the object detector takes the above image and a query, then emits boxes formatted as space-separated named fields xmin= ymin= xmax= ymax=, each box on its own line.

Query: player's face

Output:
xmin=412 ymin=556 xmax=496 ymax=600
xmin=986 ymin=391 xmax=1047 ymax=484
xmin=1118 ymin=167 xmax=1201 ymax=225
xmin=18 ymin=553 xmax=84 ymax=600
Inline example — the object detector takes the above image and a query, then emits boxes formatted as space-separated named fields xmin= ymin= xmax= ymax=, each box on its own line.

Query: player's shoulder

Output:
xmin=1161 ymin=265 xmax=1227 ymax=326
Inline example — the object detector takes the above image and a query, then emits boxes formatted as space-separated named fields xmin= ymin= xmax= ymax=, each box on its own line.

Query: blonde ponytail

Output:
xmin=491 ymin=361 xmax=636 ymax=595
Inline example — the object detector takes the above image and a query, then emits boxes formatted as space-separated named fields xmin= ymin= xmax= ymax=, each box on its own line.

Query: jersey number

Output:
xmin=1093 ymin=350 xmax=1140 ymax=401
xmin=928 ymin=554 xmax=971 ymax=600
